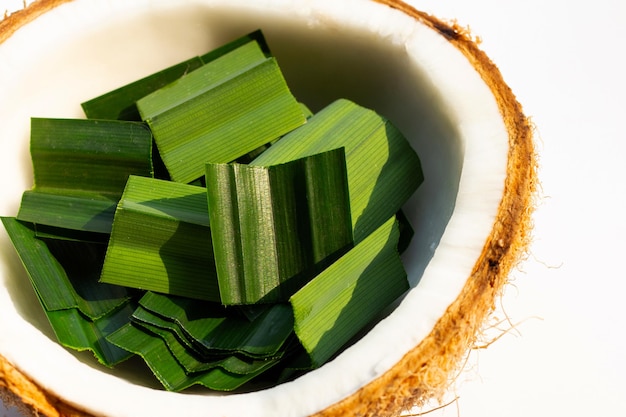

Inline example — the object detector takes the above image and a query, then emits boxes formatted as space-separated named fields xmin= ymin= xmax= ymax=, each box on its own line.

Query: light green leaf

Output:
xmin=81 ymin=30 xmax=270 ymax=121
xmin=251 ymin=99 xmax=423 ymax=243
xmin=99 ymin=176 xmax=219 ymax=301
xmin=139 ymin=56 xmax=306 ymax=183
xmin=290 ymin=216 xmax=408 ymax=367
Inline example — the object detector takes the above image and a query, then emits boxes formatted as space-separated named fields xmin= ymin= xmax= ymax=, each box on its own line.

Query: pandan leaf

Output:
xmin=107 ymin=323 xmax=276 ymax=392
xmin=1 ymin=217 xmax=135 ymax=366
xmin=137 ymin=41 xmax=268 ymax=120
xmin=290 ymin=216 xmax=409 ymax=367
xmin=206 ymin=148 xmax=352 ymax=305
xmin=131 ymin=317 xmax=281 ymax=375
xmin=99 ymin=176 xmax=219 ymax=301
xmin=138 ymin=55 xmax=306 ymax=183
xmin=1 ymin=217 xmax=131 ymax=319
xmin=16 ymin=118 xmax=153 ymax=234
xmin=251 ymin=98 xmax=423 ymax=243
xmin=47 ymin=302 xmax=135 ymax=367
xmin=81 ymin=30 xmax=270 ymax=121
xmin=137 ymin=292 xmax=294 ymax=359
xmin=81 ymin=57 xmax=205 ymax=121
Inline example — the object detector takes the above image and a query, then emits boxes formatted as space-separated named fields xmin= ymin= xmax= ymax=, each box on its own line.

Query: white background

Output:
xmin=2 ymin=0 xmax=625 ymax=416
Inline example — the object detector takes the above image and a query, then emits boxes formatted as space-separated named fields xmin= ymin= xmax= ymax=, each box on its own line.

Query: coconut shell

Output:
xmin=0 ymin=1 xmax=537 ymax=416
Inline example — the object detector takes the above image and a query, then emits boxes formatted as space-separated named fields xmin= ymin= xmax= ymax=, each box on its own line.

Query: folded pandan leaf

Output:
xmin=107 ymin=323 xmax=279 ymax=392
xmin=137 ymin=47 xmax=306 ymax=183
xmin=205 ymin=147 xmax=352 ymax=305
xmin=290 ymin=216 xmax=408 ymax=367
xmin=136 ymin=292 xmax=294 ymax=359
xmin=17 ymin=118 xmax=153 ymax=234
xmin=1 ymin=217 xmax=135 ymax=366
xmin=251 ymin=98 xmax=423 ymax=243
xmin=81 ymin=30 xmax=270 ymax=121
xmin=99 ymin=176 xmax=219 ymax=301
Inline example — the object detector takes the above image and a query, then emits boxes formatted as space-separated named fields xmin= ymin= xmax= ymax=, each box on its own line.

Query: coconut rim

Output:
xmin=0 ymin=1 xmax=536 ymax=416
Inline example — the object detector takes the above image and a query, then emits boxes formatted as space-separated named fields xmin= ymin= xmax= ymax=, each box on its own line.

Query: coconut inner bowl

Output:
xmin=0 ymin=1 xmax=535 ymax=416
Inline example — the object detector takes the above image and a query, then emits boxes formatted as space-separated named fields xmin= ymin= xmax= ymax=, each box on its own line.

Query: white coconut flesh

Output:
xmin=0 ymin=0 xmax=523 ymax=416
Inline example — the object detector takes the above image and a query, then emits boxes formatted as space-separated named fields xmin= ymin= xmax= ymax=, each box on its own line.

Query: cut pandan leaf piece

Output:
xmin=1 ymin=217 xmax=131 ymax=319
xmin=290 ymin=216 xmax=408 ymax=368
xmin=206 ymin=148 xmax=352 ymax=305
xmin=0 ymin=217 xmax=135 ymax=366
xmin=80 ymin=57 xmax=204 ymax=121
xmin=99 ymin=176 xmax=219 ymax=301
xmin=107 ymin=323 xmax=276 ymax=392
xmin=137 ymin=292 xmax=294 ymax=359
xmin=137 ymin=41 xmax=267 ymax=120
xmin=31 ymin=223 xmax=111 ymax=244
xmin=80 ymin=30 xmax=270 ymax=121
xmin=252 ymin=99 xmax=423 ymax=243
xmin=233 ymin=102 xmax=312 ymax=164
xmin=17 ymin=118 xmax=153 ymax=234
xmin=137 ymin=49 xmax=306 ymax=183
xmin=130 ymin=317 xmax=282 ymax=375
xmin=18 ymin=191 xmax=119 ymax=237
xmin=46 ymin=302 xmax=136 ymax=367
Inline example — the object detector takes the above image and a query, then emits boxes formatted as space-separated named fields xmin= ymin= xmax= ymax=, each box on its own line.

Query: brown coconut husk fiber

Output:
xmin=0 ymin=1 xmax=537 ymax=416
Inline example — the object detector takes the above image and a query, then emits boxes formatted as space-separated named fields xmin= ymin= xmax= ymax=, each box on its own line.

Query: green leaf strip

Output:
xmin=131 ymin=316 xmax=280 ymax=375
xmin=17 ymin=118 xmax=153 ymax=233
xmin=47 ymin=303 xmax=135 ymax=367
xmin=290 ymin=216 xmax=409 ymax=367
xmin=82 ymin=57 xmax=205 ymax=121
xmin=140 ymin=56 xmax=306 ymax=183
xmin=107 ymin=323 xmax=275 ymax=392
xmin=99 ymin=176 xmax=219 ymax=301
xmin=137 ymin=292 xmax=294 ymax=358
xmin=251 ymin=99 xmax=424 ymax=243
xmin=1 ymin=217 xmax=131 ymax=319
xmin=17 ymin=190 xmax=118 ymax=235
xmin=206 ymin=148 xmax=353 ymax=304
xmin=137 ymin=41 xmax=268 ymax=120
xmin=29 ymin=118 xmax=153 ymax=194
xmin=81 ymin=30 xmax=270 ymax=121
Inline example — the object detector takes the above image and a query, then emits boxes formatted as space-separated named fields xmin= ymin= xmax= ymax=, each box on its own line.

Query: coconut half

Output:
xmin=0 ymin=0 xmax=536 ymax=416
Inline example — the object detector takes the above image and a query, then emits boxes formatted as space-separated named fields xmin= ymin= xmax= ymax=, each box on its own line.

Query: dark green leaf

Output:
xmin=1 ymin=217 xmax=132 ymax=319
xmin=17 ymin=118 xmax=153 ymax=233
xmin=47 ymin=302 xmax=135 ymax=367
xmin=138 ymin=292 xmax=293 ymax=358
xmin=206 ymin=148 xmax=352 ymax=305
xmin=107 ymin=323 xmax=275 ymax=392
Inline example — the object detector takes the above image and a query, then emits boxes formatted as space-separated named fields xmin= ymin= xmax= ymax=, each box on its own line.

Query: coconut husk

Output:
xmin=312 ymin=2 xmax=537 ymax=415
xmin=0 ymin=1 xmax=537 ymax=416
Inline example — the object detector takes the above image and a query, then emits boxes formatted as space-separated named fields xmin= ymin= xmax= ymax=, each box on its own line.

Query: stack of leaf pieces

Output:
xmin=16 ymin=118 xmax=154 ymax=236
xmin=1 ymin=217 xmax=136 ymax=366
xmin=2 ymin=30 xmax=424 ymax=392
